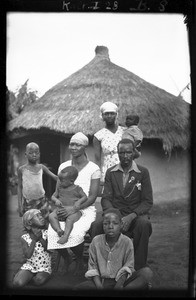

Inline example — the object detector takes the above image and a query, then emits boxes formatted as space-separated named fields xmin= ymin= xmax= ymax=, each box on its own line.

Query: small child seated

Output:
xmin=49 ymin=166 xmax=87 ymax=244
xmin=122 ymin=114 xmax=143 ymax=159
xmin=13 ymin=209 xmax=52 ymax=288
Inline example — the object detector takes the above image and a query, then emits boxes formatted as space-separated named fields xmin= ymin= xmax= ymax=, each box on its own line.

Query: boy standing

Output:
xmin=75 ymin=208 xmax=153 ymax=290
xmin=17 ymin=142 xmax=58 ymax=219
xmin=49 ymin=166 xmax=87 ymax=244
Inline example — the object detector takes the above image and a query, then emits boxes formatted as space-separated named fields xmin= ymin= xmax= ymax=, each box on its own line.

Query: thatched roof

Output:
xmin=9 ymin=46 xmax=190 ymax=153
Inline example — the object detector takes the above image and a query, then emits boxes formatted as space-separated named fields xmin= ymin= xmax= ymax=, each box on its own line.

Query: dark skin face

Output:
xmin=58 ymin=172 xmax=74 ymax=188
xmin=103 ymin=213 xmax=122 ymax=241
xmin=25 ymin=144 xmax=40 ymax=164
xmin=30 ymin=212 xmax=45 ymax=228
xmin=125 ymin=117 xmax=136 ymax=127
xmin=69 ymin=142 xmax=86 ymax=158
xmin=102 ymin=112 xmax=117 ymax=126
xmin=118 ymin=142 xmax=134 ymax=169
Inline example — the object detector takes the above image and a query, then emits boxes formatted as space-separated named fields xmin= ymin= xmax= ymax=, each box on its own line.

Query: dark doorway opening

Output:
xmin=39 ymin=134 xmax=60 ymax=199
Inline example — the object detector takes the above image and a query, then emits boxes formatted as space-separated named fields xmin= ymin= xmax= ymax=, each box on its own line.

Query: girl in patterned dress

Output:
xmin=93 ymin=102 xmax=125 ymax=188
xmin=13 ymin=209 xmax=52 ymax=288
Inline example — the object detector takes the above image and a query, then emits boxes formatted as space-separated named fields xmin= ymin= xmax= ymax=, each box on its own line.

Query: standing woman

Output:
xmin=47 ymin=132 xmax=101 ymax=275
xmin=93 ymin=101 xmax=125 ymax=188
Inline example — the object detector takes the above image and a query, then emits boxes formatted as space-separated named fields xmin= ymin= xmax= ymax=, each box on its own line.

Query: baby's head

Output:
xmin=102 ymin=208 xmax=122 ymax=238
xmin=22 ymin=209 xmax=45 ymax=230
xmin=125 ymin=114 xmax=139 ymax=127
xmin=58 ymin=166 xmax=78 ymax=188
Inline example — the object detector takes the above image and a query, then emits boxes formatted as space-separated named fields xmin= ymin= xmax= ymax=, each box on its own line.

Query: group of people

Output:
xmin=12 ymin=101 xmax=153 ymax=291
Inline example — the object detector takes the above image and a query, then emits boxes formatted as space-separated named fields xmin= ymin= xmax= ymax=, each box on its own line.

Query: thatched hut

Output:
xmin=8 ymin=46 xmax=190 ymax=202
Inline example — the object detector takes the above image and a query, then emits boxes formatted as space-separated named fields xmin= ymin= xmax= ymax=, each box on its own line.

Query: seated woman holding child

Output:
xmin=47 ymin=132 xmax=101 ymax=275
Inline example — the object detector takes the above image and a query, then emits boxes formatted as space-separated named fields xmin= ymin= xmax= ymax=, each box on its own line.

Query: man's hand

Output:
xmin=122 ymin=212 xmax=137 ymax=232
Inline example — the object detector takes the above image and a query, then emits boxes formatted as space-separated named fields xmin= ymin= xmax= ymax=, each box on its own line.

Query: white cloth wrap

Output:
xmin=47 ymin=205 xmax=96 ymax=249
xmin=47 ymin=160 xmax=100 ymax=250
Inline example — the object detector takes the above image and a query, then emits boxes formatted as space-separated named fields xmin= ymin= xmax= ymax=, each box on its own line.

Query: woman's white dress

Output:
xmin=94 ymin=126 xmax=125 ymax=181
xmin=47 ymin=160 xmax=100 ymax=249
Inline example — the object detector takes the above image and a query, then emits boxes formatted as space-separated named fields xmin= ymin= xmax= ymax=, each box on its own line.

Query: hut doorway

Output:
xmin=39 ymin=133 xmax=60 ymax=198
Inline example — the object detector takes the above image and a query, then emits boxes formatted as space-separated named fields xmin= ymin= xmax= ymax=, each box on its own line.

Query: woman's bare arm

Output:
xmin=93 ymin=137 xmax=101 ymax=168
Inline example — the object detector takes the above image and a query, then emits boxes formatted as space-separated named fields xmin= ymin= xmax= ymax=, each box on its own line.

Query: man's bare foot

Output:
xmin=57 ymin=233 xmax=69 ymax=244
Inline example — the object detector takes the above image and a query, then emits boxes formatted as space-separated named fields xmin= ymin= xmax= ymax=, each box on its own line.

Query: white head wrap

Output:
xmin=70 ymin=132 xmax=89 ymax=146
xmin=100 ymin=101 xmax=118 ymax=115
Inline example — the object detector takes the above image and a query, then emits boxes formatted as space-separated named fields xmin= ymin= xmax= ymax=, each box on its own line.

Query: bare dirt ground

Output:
xmin=2 ymin=194 xmax=194 ymax=297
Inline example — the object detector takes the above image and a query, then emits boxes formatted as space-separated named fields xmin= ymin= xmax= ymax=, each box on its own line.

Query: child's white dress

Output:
xmin=21 ymin=230 xmax=52 ymax=274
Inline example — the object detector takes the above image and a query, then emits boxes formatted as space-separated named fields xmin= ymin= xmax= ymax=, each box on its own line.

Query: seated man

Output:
xmin=90 ymin=138 xmax=153 ymax=271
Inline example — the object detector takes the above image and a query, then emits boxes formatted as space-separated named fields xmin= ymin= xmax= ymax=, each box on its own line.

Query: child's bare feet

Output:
xmin=57 ymin=233 xmax=69 ymax=244
xmin=57 ymin=229 xmax=64 ymax=237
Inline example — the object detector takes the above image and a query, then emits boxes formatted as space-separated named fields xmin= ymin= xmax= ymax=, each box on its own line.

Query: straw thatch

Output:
xmin=9 ymin=46 xmax=190 ymax=153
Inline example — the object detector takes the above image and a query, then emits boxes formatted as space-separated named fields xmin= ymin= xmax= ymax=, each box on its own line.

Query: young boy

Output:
xmin=75 ymin=208 xmax=153 ymax=290
xmin=17 ymin=142 xmax=58 ymax=220
xmin=49 ymin=166 xmax=87 ymax=244
xmin=122 ymin=114 xmax=143 ymax=159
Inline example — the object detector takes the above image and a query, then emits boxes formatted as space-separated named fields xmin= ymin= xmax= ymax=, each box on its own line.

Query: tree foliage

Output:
xmin=7 ymin=79 xmax=39 ymax=120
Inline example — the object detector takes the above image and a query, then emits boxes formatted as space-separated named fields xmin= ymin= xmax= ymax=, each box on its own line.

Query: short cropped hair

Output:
xmin=102 ymin=208 xmax=122 ymax=221
xmin=117 ymin=138 xmax=135 ymax=151
xmin=26 ymin=142 xmax=39 ymax=151
xmin=59 ymin=166 xmax=78 ymax=181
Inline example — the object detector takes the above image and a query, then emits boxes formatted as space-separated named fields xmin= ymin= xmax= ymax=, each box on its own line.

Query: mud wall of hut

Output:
xmin=136 ymin=141 xmax=191 ymax=204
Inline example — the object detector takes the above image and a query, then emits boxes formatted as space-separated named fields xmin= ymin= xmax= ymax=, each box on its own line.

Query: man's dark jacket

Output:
xmin=101 ymin=163 xmax=153 ymax=217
